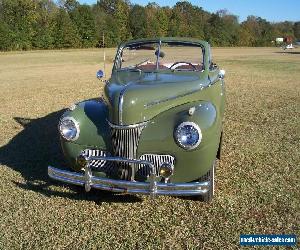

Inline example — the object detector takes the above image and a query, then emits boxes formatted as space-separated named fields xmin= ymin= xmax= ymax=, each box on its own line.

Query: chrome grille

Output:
xmin=82 ymin=149 xmax=108 ymax=168
xmin=82 ymin=150 xmax=175 ymax=179
xmin=82 ymin=149 xmax=117 ymax=175
xmin=109 ymin=121 xmax=147 ymax=180
xmin=83 ymin=122 xmax=175 ymax=180
xmin=138 ymin=154 xmax=175 ymax=177
xmin=110 ymin=125 xmax=145 ymax=159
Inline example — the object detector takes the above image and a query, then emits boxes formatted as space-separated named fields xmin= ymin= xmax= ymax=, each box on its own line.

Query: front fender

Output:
xmin=60 ymin=99 xmax=111 ymax=169
xmin=137 ymin=101 xmax=222 ymax=182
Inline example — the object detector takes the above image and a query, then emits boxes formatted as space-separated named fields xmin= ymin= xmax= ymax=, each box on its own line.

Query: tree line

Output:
xmin=0 ymin=0 xmax=299 ymax=51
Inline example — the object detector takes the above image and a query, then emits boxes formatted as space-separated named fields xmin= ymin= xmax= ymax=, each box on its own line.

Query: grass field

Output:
xmin=0 ymin=47 xmax=299 ymax=249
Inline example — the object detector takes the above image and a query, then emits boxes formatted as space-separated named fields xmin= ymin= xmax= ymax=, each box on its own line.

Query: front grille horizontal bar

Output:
xmin=87 ymin=155 xmax=154 ymax=168
xmin=107 ymin=120 xmax=148 ymax=129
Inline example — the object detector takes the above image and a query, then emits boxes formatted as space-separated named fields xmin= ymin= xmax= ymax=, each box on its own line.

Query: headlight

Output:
xmin=174 ymin=122 xmax=202 ymax=150
xmin=59 ymin=117 xmax=80 ymax=141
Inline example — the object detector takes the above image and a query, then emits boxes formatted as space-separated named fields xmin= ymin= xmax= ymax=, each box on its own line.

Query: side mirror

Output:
xmin=219 ymin=69 xmax=226 ymax=79
xmin=155 ymin=50 xmax=165 ymax=58
xmin=96 ymin=70 xmax=104 ymax=79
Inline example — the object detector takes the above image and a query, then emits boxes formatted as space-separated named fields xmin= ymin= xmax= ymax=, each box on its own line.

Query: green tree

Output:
xmin=70 ymin=4 xmax=97 ymax=47
xmin=0 ymin=21 xmax=13 ymax=51
xmin=32 ymin=0 xmax=57 ymax=49
xmin=92 ymin=3 xmax=107 ymax=47
xmin=272 ymin=21 xmax=294 ymax=39
xmin=145 ymin=3 xmax=161 ymax=37
xmin=144 ymin=3 xmax=169 ymax=37
xmin=53 ymin=8 xmax=80 ymax=48
xmin=0 ymin=0 xmax=38 ymax=50
xmin=129 ymin=5 xmax=147 ymax=39
xmin=115 ymin=0 xmax=131 ymax=42
xmin=0 ymin=0 xmax=298 ymax=51
xmin=240 ymin=16 xmax=274 ymax=46
xmin=204 ymin=13 xmax=230 ymax=46
xmin=97 ymin=0 xmax=131 ymax=46
xmin=217 ymin=10 xmax=240 ymax=46
xmin=168 ymin=2 xmax=207 ymax=39
xmin=238 ymin=25 xmax=255 ymax=46
xmin=293 ymin=22 xmax=300 ymax=39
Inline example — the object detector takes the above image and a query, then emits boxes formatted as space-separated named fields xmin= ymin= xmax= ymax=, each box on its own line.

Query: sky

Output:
xmin=78 ymin=0 xmax=300 ymax=23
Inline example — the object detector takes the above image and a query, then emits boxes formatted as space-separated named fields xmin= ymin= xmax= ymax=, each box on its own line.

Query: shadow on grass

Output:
xmin=0 ymin=109 xmax=142 ymax=204
xmin=274 ymin=51 xmax=300 ymax=55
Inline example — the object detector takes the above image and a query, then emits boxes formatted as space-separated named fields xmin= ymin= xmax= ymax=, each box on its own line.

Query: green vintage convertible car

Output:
xmin=48 ymin=37 xmax=225 ymax=202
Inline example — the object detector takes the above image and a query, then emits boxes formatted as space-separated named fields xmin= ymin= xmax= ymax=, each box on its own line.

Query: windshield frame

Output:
xmin=113 ymin=39 xmax=206 ymax=73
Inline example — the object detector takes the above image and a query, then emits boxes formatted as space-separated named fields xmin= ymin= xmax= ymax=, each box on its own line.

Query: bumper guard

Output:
xmin=48 ymin=155 xmax=209 ymax=197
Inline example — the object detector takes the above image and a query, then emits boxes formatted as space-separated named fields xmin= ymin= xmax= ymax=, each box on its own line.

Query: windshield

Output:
xmin=116 ymin=41 xmax=204 ymax=72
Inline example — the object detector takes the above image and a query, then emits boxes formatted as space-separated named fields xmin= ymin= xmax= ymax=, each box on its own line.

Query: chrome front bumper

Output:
xmin=48 ymin=155 xmax=210 ymax=197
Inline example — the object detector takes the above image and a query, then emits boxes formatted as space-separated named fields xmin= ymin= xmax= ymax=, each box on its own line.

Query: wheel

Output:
xmin=197 ymin=161 xmax=216 ymax=202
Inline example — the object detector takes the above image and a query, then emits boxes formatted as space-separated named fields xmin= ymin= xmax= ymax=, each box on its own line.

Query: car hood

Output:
xmin=104 ymin=71 xmax=210 ymax=125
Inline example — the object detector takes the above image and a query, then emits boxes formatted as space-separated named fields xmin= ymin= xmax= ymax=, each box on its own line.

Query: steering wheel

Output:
xmin=169 ymin=61 xmax=197 ymax=71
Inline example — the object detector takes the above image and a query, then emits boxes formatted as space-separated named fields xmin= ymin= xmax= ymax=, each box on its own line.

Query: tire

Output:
xmin=197 ymin=160 xmax=215 ymax=202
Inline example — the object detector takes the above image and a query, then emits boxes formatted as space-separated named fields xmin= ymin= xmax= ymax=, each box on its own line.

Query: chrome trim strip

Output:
xmin=48 ymin=165 xmax=210 ymax=196
xmin=107 ymin=119 xmax=148 ymax=129
xmin=86 ymin=155 xmax=153 ymax=166
xmin=144 ymin=88 xmax=201 ymax=108
xmin=118 ymin=87 xmax=126 ymax=125
xmin=144 ymin=78 xmax=219 ymax=108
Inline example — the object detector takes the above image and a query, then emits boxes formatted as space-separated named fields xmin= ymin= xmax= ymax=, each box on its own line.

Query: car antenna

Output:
xmin=103 ymin=32 xmax=106 ymax=79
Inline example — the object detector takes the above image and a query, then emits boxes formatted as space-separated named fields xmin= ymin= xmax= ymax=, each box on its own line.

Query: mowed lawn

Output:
xmin=0 ymin=47 xmax=299 ymax=249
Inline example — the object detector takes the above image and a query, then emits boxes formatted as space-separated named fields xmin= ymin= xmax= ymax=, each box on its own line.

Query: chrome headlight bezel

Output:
xmin=174 ymin=121 xmax=202 ymax=150
xmin=59 ymin=117 xmax=80 ymax=141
